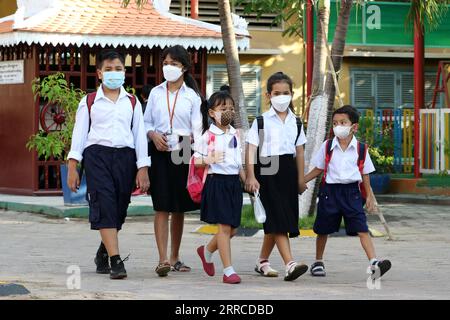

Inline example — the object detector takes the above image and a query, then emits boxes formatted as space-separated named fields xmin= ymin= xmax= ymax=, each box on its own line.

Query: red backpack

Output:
xmin=322 ymin=139 xmax=368 ymax=200
xmin=187 ymin=131 xmax=216 ymax=203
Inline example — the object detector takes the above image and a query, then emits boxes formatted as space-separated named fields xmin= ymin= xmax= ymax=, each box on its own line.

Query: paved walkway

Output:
xmin=1 ymin=202 xmax=450 ymax=299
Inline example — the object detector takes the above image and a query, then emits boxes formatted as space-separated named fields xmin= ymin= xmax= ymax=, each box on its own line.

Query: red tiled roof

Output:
xmin=8 ymin=0 xmax=225 ymax=38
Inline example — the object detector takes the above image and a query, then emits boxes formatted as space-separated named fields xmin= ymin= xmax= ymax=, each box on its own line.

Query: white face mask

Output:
xmin=163 ymin=65 xmax=183 ymax=82
xmin=333 ymin=125 xmax=353 ymax=139
xmin=270 ymin=95 xmax=291 ymax=112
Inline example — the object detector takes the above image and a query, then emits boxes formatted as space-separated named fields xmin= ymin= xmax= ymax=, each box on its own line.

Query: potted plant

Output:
xmin=357 ymin=115 xmax=394 ymax=194
xmin=26 ymin=73 xmax=88 ymax=206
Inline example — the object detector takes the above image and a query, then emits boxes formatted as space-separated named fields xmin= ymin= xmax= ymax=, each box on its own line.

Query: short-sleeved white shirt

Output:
xmin=194 ymin=124 xmax=242 ymax=175
xmin=311 ymin=136 xmax=376 ymax=184
xmin=246 ymin=107 xmax=306 ymax=157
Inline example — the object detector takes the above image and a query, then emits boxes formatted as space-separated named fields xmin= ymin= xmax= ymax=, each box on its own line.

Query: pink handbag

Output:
xmin=187 ymin=131 xmax=215 ymax=203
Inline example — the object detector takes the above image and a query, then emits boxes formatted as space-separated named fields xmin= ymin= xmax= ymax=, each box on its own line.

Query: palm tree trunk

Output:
xmin=300 ymin=0 xmax=330 ymax=217
xmin=218 ymin=0 xmax=249 ymax=131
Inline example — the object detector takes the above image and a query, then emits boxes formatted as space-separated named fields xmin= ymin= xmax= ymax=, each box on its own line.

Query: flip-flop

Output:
xmin=155 ymin=262 xmax=171 ymax=277
xmin=171 ymin=261 xmax=191 ymax=272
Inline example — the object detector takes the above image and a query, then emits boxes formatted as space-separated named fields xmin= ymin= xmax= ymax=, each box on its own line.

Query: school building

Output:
xmin=0 ymin=0 xmax=449 ymax=195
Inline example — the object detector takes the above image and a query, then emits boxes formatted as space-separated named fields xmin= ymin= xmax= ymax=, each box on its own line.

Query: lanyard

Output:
xmin=166 ymin=83 xmax=180 ymax=134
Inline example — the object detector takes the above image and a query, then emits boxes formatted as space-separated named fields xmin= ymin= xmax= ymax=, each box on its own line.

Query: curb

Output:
xmin=0 ymin=201 xmax=154 ymax=218
xmin=193 ymin=225 xmax=385 ymax=238
xmin=376 ymin=194 xmax=450 ymax=206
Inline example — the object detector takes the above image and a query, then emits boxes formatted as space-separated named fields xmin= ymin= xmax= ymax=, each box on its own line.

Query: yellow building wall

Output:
xmin=209 ymin=29 xmax=306 ymax=115
xmin=339 ymin=58 xmax=444 ymax=107
xmin=0 ymin=0 xmax=17 ymax=17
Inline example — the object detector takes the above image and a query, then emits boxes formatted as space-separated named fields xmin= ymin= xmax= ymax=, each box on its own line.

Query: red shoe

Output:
xmin=223 ymin=273 xmax=241 ymax=284
xmin=196 ymin=245 xmax=215 ymax=276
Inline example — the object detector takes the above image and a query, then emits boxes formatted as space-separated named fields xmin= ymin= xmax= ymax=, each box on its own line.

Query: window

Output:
xmin=207 ymin=65 xmax=261 ymax=124
xmin=169 ymin=0 xmax=281 ymax=29
xmin=351 ymin=69 xmax=440 ymax=109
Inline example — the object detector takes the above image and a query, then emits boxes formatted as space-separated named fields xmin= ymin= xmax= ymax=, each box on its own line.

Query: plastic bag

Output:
xmin=253 ymin=190 xmax=266 ymax=224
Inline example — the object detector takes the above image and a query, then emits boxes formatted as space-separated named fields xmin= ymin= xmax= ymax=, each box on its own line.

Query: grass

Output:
xmin=240 ymin=205 xmax=340 ymax=230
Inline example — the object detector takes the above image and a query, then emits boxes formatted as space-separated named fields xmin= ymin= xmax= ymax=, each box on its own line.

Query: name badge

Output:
xmin=166 ymin=133 xmax=180 ymax=151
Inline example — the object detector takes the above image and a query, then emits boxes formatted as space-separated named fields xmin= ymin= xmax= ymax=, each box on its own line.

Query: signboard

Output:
xmin=0 ymin=60 xmax=24 ymax=85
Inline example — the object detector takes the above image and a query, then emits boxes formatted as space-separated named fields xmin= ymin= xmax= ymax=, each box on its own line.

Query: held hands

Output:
xmin=245 ymin=176 xmax=260 ymax=194
xmin=150 ymin=131 xmax=169 ymax=152
xmin=298 ymin=181 xmax=308 ymax=195
xmin=135 ymin=167 xmax=150 ymax=193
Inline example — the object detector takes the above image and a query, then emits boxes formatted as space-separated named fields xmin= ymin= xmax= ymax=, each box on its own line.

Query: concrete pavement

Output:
xmin=1 ymin=202 xmax=450 ymax=299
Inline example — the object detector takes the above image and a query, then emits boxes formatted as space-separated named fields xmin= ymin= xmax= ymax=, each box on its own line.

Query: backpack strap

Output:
xmin=256 ymin=116 xmax=264 ymax=165
xmin=85 ymin=92 xmax=137 ymax=132
xmin=295 ymin=117 xmax=303 ymax=145
xmin=321 ymin=139 xmax=334 ymax=185
xmin=357 ymin=141 xmax=368 ymax=177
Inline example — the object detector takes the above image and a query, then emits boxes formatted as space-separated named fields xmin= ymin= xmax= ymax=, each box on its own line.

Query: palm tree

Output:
xmin=218 ymin=0 xmax=249 ymax=131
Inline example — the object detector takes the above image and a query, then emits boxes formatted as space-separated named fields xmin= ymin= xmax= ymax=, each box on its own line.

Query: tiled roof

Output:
xmin=0 ymin=0 xmax=250 ymax=50
xmin=17 ymin=0 xmax=223 ymax=38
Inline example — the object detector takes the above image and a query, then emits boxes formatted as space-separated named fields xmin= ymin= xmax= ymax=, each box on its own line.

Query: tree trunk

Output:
xmin=324 ymin=0 xmax=353 ymax=135
xmin=218 ymin=0 xmax=249 ymax=131
xmin=304 ymin=0 xmax=354 ymax=216
xmin=300 ymin=0 xmax=330 ymax=217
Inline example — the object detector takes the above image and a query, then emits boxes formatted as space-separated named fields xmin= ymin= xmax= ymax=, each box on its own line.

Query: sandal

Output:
xmin=284 ymin=262 xmax=308 ymax=281
xmin=254 ymin=259 xmax=278 ymax=277
xmin=171 ymin=261 xmax=191 ymax=272
xmin=155 ymin=262 xmax=171 ymax=277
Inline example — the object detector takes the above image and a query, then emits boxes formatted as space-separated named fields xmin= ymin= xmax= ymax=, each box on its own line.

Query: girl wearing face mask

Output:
xmin=143 ymin=45 xmax=203 ymax=277
xmin=245 ymin=72 xmax=309 ymax=282
xmin=194 ymin=91 xmax=246 ymax=284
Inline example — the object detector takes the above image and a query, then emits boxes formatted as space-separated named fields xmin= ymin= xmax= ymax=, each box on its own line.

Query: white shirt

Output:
xmin=143 ymin=81 xmax=203 ymax=151
xmin=67 ymin=86 xmax=151 ymax=169
xmin=194 ymin=124 xmax=242 ymax=175
xmin=311 ymin=136 xmax=376 ymax=184
xmin=246 ymin=107 xmax=307 ymax=156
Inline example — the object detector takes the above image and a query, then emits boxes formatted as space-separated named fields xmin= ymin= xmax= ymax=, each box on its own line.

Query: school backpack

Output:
xmin=85 ymin=91 xmax=137 ymax=132
xmin=322 ymin=139 xmax=368 ymax=200
xmin=255 ymin=115 xmax=303 ymax=164
xmin=187 ymin=131 xmax=216 ymax=204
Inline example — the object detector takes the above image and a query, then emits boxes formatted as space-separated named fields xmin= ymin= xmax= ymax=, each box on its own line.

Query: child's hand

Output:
xmin=205 ymin=150 xmax=225 ymax=164
xmin=150 ymin=132 xmax=169 ymax=152
xmin=245 ymin=177 xmax=260 ymax=194
xmin=365 ymin=194 xmax=378 ymax=214
xmin=298 ymin=181 xmax=308 ymax=194
xmin=135 ymin=167 xmax=150 ymax=193
xmin=67 ymin=167 xmax=80 ymax=193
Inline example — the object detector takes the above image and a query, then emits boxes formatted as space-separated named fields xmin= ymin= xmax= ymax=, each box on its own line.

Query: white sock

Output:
xmin=223 ymin=266 xmax=236 ymax=277
xmin=370 ymin=258 xmax=378 ymax=265
xmin=285 ymin=261 xmax=297 ymax=272
xmin=204 ymin=246 xmax=213 ymax=263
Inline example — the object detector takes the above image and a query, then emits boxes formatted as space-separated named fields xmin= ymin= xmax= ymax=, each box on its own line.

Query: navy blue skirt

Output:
xmin=200 ymin=174 xmax=243 ymax=228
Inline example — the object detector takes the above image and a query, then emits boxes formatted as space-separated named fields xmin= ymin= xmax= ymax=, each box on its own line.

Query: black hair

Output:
xmin=141 ymin=84 xmax=153 ymax=100
xmin=96 ymin=49 xmax=125 ymax=69
xmin=266 ymin=71 xmax=295 ymax=112
xmin=162 ymin=45 xmax=202 ymax=97
xmin=201 ymin=91 xmax=235 ymax=133
xmin=332 ymin=105 xmax=360 ymax=124
xmin=219 ymin=84 xmax=230 ymax=93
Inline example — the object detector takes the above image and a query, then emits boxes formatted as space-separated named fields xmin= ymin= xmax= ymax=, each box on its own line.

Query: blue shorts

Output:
xmin=84 ymin=145 xmax=137 ymax=231
xmin=314 ymin=182 xmax=369 ymax=236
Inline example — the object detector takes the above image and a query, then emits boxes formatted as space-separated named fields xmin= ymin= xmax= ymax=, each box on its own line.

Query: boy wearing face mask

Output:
xmin=245 ymin=72 xmax=309 ymax=282
xmin=305 ymin=105 xmax=391 ymax=279
xmin=67 ymin=49 xmax=150 ymax=280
